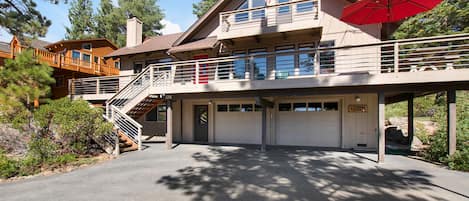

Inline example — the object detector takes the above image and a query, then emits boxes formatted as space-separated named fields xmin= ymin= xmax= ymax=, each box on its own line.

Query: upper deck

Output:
xmin=70 ymin=34 xmax=469 ymax=100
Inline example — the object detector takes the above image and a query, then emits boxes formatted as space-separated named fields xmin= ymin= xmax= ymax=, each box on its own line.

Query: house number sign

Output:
xmin=348 ymin=104 xmax=368 ymax=113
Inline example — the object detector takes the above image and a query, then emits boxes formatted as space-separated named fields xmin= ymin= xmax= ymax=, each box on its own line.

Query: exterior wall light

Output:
xmin=355 ymin=96 xmax=361 ymax=102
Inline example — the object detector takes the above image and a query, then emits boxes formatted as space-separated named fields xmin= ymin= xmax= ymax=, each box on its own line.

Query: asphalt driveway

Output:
xmin=0 ymin=144 xmax=468 ymax=201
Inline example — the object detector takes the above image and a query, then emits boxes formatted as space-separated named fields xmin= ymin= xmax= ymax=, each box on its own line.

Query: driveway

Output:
xmin=1 ymin=144 xmax=468 ymax=201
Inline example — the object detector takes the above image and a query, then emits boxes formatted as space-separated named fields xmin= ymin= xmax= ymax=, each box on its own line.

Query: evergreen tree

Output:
xmin=0 ymin=50 xmax=55 ymax=127
xmin=95 ymin=0 xmax=120 ymax=44
xmin=393 ymin=0 xmax=468 ymax=39
xmin=0 ymin=0 xmax=64 ymax=41
xmin=115 ymin=0 xmax=164 ymax=47
xmin=193 ymin=0 xmax=218 ymax=18
xmin=65 ymin=0 xmax=95 ymax=40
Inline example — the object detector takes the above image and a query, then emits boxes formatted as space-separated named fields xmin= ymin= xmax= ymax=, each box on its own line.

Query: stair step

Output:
xmin=119 ymin=141 xmax=134 ymax=147
xmin=120 ymin=146 xmax=138 ymax=153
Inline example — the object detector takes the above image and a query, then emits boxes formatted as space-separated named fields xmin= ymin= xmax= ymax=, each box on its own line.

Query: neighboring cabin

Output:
xmin=1 ymin=36 xmax=120 ymax=99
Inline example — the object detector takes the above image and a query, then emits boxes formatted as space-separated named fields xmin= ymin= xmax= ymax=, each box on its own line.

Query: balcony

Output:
xmin=12 ymin=46 xmax=120 ymax=76
xmin=70 ymin=34 xmax=469 ymax=100
xmin=218 ymin=0 xmax=319 ymax=40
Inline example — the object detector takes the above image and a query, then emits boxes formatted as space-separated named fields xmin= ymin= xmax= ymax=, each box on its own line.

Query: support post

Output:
xmin=447 ymin=90 xmax=456 ymax=156
xmin=195 ymin=62 xmax=200 ymax=84
xmin=394 ymin=42 xmax=399 ymax=73
xmin=378 ymin=92 xmax=385 ymax=163
xmin=408 ymin=94 xmax=414 ymax=149
xmin=166 ymin=99 xmax=173 ymax=150
xmin=261 ymin=107 xmax=267 ymax=152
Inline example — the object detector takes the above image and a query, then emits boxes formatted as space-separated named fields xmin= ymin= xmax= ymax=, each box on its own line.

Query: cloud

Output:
xmin=160 ymin=19 xmax=182 ymax=35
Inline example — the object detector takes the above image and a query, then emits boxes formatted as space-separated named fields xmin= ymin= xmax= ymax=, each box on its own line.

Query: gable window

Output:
xmin=146 ymin=105 xmax=167 ymax=122
xmin=235 ymin=0 xmax=266 ymax=22
xmin=82 ymin=43 xmax=92 ymax=51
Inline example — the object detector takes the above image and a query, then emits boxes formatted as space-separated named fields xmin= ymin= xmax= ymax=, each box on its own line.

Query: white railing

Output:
xmin=72 ymin=33 xmax=469 ymax=98
xmin=220 ymin=0 xmax=319 ymax=33
xmin=110 ymin=105 xmax=142 ymax=150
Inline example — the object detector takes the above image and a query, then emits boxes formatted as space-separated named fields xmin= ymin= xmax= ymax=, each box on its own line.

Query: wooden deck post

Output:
xmin=447 ymin=90 xmax=457 ymax=156
xmin=166 ymin=99 xmax=173 ymax=150
xmin=408 ymin=94 xmax=414 ymax=149
xmin=378 ymin=92 xmax=385 ymax=163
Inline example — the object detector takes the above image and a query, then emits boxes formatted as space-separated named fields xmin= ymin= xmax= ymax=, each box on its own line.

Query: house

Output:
xmin=4 ymin=36 xmax=120 ymax=98
xmin=70 ymin=0 xmax=469 ymax=162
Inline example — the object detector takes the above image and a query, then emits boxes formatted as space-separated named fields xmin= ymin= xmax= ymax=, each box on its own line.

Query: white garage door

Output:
xmin=276 ymin=101 xmax=341 ymax=147
xmin=214 ymin=103 xmax=262 ymax=144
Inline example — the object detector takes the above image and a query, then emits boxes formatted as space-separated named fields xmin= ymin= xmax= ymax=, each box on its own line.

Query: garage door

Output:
xmin=276 ymin=101 xmax=341 ymax=147
xmin=214 ymin=103 xmax=262 ymax=144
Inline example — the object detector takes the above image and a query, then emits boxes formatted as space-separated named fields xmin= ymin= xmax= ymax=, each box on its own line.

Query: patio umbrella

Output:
xmin=341 ymin=0 xmax=443 ymax=25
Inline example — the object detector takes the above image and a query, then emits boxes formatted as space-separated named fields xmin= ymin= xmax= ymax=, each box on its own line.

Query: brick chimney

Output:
xmin=126 ymin=16 xmax=143 ymax=47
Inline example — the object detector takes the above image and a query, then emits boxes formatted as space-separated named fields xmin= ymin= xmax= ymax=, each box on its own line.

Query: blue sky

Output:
xmin=0 ymin=0 xmax=201 ymax=42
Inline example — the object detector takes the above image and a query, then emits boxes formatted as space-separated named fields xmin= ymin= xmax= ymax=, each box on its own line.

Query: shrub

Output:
xmin=0 ymin=150 xmax=19 ymax=179
xmin=415 ymin=122 xmax=431 ymax=145
xmin=34 ymin=98 xmax=113 ymax=154
xmin=447 ymin=149 xmax=469 ymax=171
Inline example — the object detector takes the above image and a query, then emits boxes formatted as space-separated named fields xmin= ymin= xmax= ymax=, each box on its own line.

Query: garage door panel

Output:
xmin=277 ymin=111 xmax=340 ymax=147
xmin=215 ymin=113 xmax=262 ymax=144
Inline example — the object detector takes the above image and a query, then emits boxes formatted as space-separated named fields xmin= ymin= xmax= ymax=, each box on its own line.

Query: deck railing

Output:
xmin=220 ymin=0 xmax=319 ymax=33
xmin=71 ymin=33 xmax=469 ymax=97
xmin=12 ymin=46 xmax=119 ymax=76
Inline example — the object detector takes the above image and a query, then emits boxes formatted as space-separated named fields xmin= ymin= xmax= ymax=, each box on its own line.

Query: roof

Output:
xmin=45 ymin=38 xmax=118 ymax=50
xmin=168 ymin=37 xmax=219 ymax=54
xmin=106 ymin=33 xmax=183 ymax=57
xmin=173 ymin=0 xmax=234 ymax=46
xmin=14 ymin=37 xmax=51 ymax=51
xmin=0 ymin=41 xmax=10 ymax=53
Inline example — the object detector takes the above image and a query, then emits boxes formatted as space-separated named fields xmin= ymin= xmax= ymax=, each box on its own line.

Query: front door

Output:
xmin=194 ymin=105 xmax=209 ymax=142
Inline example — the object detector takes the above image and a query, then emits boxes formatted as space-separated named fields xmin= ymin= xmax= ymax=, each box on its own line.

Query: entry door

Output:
xmin=194 ymin=105 xmax=209 ymax=142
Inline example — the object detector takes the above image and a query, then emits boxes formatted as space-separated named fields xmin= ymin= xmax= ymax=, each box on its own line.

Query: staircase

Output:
xmin=101 ymin=66 xmax=171 ymax=154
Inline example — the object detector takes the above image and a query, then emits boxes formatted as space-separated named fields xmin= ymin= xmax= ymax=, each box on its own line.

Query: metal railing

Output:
xmin=72 ymin=33 xmax=469 ymax=98
xmin=69 ymin=75 xmax=134 ymax=96
xmin=220 ymin=0 xmax=319 ymax=33
xmin=110 ymin=105 xmax=142 ymax=150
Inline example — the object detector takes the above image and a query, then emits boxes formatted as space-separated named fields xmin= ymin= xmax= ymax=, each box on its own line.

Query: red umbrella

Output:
xmin=341 ymin=0 xmax=443 ymax=25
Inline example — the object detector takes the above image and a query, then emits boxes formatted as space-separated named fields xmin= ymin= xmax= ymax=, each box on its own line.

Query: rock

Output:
xmin=0 ymin=124 xmax=30 ymax=156
xmin=411 ymin=136 xmax=424 ymax=151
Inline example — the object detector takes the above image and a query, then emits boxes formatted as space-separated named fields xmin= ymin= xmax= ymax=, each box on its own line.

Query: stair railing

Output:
xmin=110 ymin=105 xmax=142 ymax=150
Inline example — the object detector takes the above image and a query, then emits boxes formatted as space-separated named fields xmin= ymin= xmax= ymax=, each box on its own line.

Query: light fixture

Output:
xmin=208 ymin=100 xmax=213 ymax=105
xmin=355 ymin=96 xmax=361 ymax=102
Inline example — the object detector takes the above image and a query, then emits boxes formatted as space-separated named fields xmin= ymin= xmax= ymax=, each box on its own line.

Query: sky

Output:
xmin=0 ymin=0 xmax=201 ymax=43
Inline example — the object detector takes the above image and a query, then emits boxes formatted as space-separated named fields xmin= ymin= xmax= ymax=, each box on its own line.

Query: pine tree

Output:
xmin=115 ymin=0 xmax=165 ymax=46
xmin=65 ymin=0 xmax=95 ymax=40
xmin=393 ymin=0 xmax=468 ymax=39
xmin=0 ymin=50 xmax=55 ymax=127
xmin=193 ymin=0 xmax=218 ymax=18
xmin=0 ymin=0 xmax=64 ymax=41
xmin=95 ymin=0 xmax=120 ymax=44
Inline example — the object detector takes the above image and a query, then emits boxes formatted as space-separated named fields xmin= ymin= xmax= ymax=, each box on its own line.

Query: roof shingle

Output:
xmin=106 ymin=33 xmax=183 ymax=57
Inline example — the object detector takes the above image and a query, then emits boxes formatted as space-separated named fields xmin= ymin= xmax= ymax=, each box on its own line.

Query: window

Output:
xmin=146 ymin=105 xmax=167 ymax=121
xmin=249 ymin=49 xmax=267 ymax=80
xmin=114 ymin=61 xmax=120 ymax=69
xmin=254 ymin=104 xmax=263 ymax=112
xmin=275 ymin=45 xmax=295 ymax=79
xmin=319 ymin=41 xmax=335 ymax=74
xmin=72 ymin=50 xmax=80 ymax=63
xmin=278 ymin=103 xmax=292 ymax=111
xmin=233 ymin=51 xmax=246 ymax=79
xmin=235 ymin=0 xmax=266 ymax=22
xmin=94 ymin=56 xmax=99 ymax=64
xmin=324 ymin=102 xmax=339 ymax=111
xmin=134 ymin=62 xmax=143 ymax=74
xmin=229 ymin=104 xmax=241 ymax=112
xmin=251 ymin=0 xmax=266 ymax=19
xmin=297 ymin=1 xmax=314 ymax=13
xmin=298 ymin=43 xmax=316 ymax=76
xmin=293 ymin=103 xmax=307 ymax=112
xmin=82 ymin=43 xmax=92 ymax=51
xmin=82 ymin=53 xmax=91 ymax=64
xmin=241 ymin=104 xmax=253 ymax=112
xmin=307 ymin=102 xmax=322 ymax=112
xmin=217 ymin=104 xmax=228 ymax=112
xmin=278 ymin=0 xmax=291 ymax=14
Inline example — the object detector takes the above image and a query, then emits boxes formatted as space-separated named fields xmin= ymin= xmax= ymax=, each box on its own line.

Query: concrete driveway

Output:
xmin=0 ymin=144 xmax=468 ymax=201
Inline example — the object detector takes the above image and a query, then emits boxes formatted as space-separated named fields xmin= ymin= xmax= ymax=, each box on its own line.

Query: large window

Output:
xmin=275 ymin=45 xmax=295 ymax=79
xmin=146 ymin=105 xmax=167 ymax=122
xmin=249 ymin=49 xmax=267 ymax=80
xmin=82 ymin=53 xmax=91 ymax=65
xmin=298 ymin=43 xmax=316 ymax=76
xmin=72 ymin=50 xmax=80 ymax=64
xmin=233 ymin=51 xmax=246 ymax=79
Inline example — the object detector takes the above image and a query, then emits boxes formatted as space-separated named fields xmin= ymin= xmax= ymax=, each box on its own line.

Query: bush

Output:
xmin=415 ymin=122 xmax=431 ymax=145
xmin=34 ymin=98 xmax=113 ymax=154
xmin=0 ymin=150 xmax=19 ymax=179
xmin=447 ymin=149 xmax=469 ymax=171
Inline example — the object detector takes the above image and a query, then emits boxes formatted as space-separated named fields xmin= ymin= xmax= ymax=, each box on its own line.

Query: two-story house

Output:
xmin=5 ymin=36 xmax=120 ymax=99
xmin=71 ymin=0 xmax=469 ymax=162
